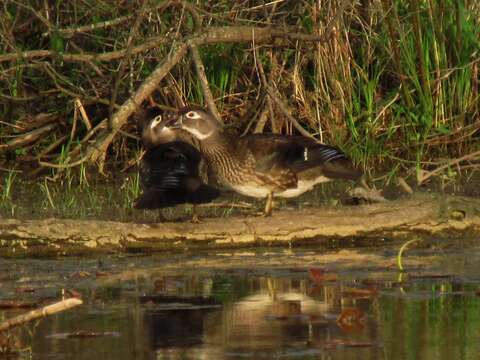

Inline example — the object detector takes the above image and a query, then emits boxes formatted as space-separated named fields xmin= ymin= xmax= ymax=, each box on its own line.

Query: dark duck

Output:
xmin=170 ymin=106 xmax=362 ymax=216
xmin=133 ymin=107 xmax=220 ymax=222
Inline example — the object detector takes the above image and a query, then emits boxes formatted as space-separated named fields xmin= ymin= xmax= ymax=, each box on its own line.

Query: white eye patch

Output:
xmin=149 ymin=115 xmax=162 ymax=129
xmin=186 ymin=111 xmax=202 ymax=119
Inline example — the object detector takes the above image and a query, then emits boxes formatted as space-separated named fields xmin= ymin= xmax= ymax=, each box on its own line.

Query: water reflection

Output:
xmin=2 ymin=250 xmax=480 ymax=359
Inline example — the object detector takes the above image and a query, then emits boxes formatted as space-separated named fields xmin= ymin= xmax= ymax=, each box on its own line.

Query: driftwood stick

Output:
xmin=0 ymin=298 xmax=83 ymax=332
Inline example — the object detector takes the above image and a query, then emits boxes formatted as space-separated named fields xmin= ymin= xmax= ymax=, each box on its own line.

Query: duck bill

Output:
xmin=167 ymin=115 xmax=183 ymax=129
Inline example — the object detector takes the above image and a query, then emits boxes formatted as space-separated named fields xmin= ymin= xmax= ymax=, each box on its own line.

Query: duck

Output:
xmin=133 ymin=107 xmax=220 ymax=222
xmin=170 ymin=106 xmax=362 ymax=216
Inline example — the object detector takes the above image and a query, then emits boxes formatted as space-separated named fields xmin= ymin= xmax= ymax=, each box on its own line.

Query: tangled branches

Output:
xmin=0 ymin=0 xmax=331 ymax=176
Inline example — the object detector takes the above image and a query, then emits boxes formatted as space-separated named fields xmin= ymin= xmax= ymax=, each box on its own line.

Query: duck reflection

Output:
xmin=145 ymin=307 xmax=217 ymax=348
xmin=143 ymin=274 xmax=359 ymax=358
xmin=203 ymin=277 xmax=336 ymax=354
xmin=142 ymin=276 xmax=221 ymax=349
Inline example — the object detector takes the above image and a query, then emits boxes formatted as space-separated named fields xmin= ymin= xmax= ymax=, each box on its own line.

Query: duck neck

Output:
xmin=198 ymin=132 xmax=232 ymax=156
xmin=197 ymin=132 xmax=243 ymax=184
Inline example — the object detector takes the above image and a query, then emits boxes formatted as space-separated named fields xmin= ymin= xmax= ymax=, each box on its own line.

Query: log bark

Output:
xmin=0 ymin=193 xmax=479 ymax=257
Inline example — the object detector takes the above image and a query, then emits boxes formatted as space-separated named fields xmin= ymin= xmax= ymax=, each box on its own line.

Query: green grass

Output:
xmin=1 ymin=170 xmax=17 ymax=216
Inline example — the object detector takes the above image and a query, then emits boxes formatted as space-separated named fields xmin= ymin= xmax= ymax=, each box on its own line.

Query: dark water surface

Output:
xmin=2 ymin=245 xmax=480 ymax=359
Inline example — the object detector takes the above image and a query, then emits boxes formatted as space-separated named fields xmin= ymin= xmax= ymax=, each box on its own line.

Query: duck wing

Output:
xmin=238 ymin=134 xmax=361 ymax=181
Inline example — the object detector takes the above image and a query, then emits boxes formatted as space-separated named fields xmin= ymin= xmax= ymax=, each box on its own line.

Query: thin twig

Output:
xmin=74 ymin=99 xmax=92 ymax=131
xmin=264 ymin=84 xmax=317 ymax=140
xmin=41 ymin=15 xmax=134 ymax=38
xmin=417 ymin=150 xmax=480 ymax=185
xmin=39 ymin=155 xmax=90 ymax=169
xmin=41 ymin=62 xmax=120 ymax=108
xmin=253 ymin=44 xmax=277 ymax=133
xmin=35 ymin=135 xmax=69 ymax=160
xmin=70 ymin=119 xmax=108 ymax=158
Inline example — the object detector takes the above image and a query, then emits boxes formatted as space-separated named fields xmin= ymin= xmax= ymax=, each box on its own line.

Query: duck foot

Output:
xmin=190 ymin=205 xmax=203 ymax=223
xmin=190 ymin=214 xmax=203 ymax=223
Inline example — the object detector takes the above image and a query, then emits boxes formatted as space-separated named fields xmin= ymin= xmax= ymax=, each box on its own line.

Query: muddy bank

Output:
xmin=0 ymin=192 xmax=479 ymax=257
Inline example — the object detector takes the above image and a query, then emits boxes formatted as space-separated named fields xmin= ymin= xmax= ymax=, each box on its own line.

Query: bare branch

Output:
xmin=190 ymin=44 xmax=222 ymax=122
xmin=0 ymin=27 xmax=323 ymax=64
xmin=0 ymin=34 xmax=175 ymax=63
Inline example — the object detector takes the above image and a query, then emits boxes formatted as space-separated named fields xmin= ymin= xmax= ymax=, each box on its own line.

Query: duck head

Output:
xmin=137 ymin=107 xmax=184 ymax=148
xmin=171 ymin=106 xmax=222 ymax=141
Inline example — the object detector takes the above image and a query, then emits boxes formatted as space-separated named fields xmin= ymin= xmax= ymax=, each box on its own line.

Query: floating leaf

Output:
xmin=337 ymin=308 xmax=366 ymax=333
xmin=309 ymin=268 xmax=338 ymax=285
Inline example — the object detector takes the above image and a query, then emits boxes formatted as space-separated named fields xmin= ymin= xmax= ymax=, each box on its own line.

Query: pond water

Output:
xmin=2 ymin=245 xmax=480 ymax=359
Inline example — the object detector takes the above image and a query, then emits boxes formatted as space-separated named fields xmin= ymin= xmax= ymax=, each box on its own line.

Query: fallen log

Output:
xmin=0 ymin=193 xmax=479 ymax=257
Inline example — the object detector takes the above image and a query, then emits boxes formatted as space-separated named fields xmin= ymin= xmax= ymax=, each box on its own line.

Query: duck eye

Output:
xmin=150 ymin=115 xmax=162 ymax=129
xmin=186 ymin=111 xmax=197 ymax=118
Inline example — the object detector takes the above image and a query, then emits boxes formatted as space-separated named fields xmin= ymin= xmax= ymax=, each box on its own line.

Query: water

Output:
xmin=2 ymin=245 xmax=480 ymax=359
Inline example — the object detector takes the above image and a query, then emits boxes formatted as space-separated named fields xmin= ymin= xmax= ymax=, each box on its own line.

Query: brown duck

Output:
xmin=170 ymin=106 xmax=362 ymax=216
